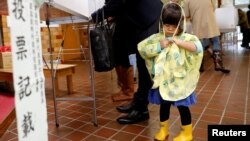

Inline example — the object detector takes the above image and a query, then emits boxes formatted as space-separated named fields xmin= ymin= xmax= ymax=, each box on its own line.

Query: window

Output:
xmin=234 ymin=0 xmax=249 ymax=5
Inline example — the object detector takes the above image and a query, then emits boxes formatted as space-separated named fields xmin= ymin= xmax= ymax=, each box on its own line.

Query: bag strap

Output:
xmin=95 ymin=8 xmax=105 ymax=28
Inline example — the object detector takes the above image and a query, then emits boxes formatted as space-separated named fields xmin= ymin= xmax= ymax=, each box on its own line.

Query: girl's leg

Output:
xmin=173 ymin=106 xmax=192 ymax=141
xmin=160 ymin=102 xmax=172 ymax=121
xmin=154 ymin=102 xmax=171 ymax=140
xmin=177 ymin=105 xmax=191 ymax=125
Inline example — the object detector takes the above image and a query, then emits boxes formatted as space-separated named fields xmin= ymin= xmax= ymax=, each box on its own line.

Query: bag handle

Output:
xmin=95 ymin=8 xmax=106 ymax=28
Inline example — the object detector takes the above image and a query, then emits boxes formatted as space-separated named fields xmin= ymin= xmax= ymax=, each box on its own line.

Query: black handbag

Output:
xmin=90 ymin=9 xmax=114 ymax=72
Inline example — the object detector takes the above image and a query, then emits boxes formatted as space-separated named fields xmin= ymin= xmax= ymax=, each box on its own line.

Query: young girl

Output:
xmin=138 ymin=3 xmax=203 ymax=141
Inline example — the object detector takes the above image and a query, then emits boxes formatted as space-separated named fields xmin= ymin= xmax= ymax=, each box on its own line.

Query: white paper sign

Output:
xmin=7 ymin=0 xmax=48 ymax=140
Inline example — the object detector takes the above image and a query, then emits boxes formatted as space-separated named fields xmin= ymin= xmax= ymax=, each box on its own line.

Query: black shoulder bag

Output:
xmin=90 ymin=9 xmax=114 ymax=72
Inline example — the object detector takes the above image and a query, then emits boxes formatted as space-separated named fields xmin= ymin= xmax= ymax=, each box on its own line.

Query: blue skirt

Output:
xmin=148 ymin=88 xmax=196 ymax=106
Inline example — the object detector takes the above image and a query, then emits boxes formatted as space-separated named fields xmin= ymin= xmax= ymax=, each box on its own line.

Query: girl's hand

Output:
xmin=171 ymin=37 xmax=179 ymax=45
xmin=160 ymin=39 xmax=172 ymax=49
xmin=171 ymin=37 xmax=197 ymax=52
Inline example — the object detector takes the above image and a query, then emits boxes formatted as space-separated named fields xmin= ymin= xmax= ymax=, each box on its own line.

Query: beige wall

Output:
xmin=1 ymin=16 xmax=10 ymax=46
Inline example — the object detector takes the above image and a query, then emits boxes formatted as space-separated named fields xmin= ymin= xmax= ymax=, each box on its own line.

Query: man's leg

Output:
xmin=241 ymin=29 xmax=250 ymax=48
xmin=116 ymin=51 xmax=152 ymax=124
xmin=115 ymin=14 xmax=159 ymax=124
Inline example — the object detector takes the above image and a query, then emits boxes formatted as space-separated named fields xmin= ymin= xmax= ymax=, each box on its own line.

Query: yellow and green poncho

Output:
xmin=138 ymin=32 xmax=203 ymax=101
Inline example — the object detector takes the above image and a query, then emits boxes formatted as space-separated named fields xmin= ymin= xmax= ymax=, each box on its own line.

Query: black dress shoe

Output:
xmin=116 ymin=102 xmax=135 ymax=113
xmin=241 ymin=44 xmax=249 ymax=48
xmin=116 ymin=110 xmax=149 ymax=124
xmin=215 ymin=68 xmax=230 ymax=73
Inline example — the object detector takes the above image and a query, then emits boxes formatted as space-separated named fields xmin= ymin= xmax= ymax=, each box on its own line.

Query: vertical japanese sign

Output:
xmin=7 ymin=0 xmax=48 ymax=140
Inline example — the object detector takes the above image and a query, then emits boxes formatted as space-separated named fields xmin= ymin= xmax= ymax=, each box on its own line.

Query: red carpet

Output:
xmin=0 ymin=92 xmax=15 ymax=137
xmin=0 ymin=93 xmax=14 ymax=124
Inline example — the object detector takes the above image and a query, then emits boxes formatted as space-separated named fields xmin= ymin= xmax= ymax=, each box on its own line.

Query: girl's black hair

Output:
xmin=161 ymin=3 xmax=183 ymax=34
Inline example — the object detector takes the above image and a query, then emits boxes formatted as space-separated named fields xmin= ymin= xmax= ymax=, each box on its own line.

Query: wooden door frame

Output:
xmin=0 ymin=15 xmax=4 ymax=46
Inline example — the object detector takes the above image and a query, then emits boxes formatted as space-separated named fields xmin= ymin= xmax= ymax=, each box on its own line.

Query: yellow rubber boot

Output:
xmin=154 ymin=120 xmax=169 ymax=141
xmin=173 ymin=124 xmax=193 ymax=141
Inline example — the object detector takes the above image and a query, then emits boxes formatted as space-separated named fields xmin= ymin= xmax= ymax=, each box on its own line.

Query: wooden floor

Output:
xmin=1 ymin=40 xmax=250 ymax=141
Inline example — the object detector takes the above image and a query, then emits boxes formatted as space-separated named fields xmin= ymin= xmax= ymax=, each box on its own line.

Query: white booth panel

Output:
xmin=48 ymin=0 xmax=105 ymax=23
xmin=215 ymin=7 xmax=239 ymax=33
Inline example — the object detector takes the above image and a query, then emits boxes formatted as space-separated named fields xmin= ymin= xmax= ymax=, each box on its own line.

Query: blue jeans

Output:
xmin=200 ymin=36 xmax=221 ymax=51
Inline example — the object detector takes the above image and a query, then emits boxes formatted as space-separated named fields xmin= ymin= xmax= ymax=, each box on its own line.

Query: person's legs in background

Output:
xmin=245 ymin=28 xmax=250 ymax=49
xmin=241 ymin=29 xmax=250 ymax=48
xmin=199 ymin=38 xmax=210 ymax=72
xmin=200 ymin=37 xmax=230 ymax=73
xmin=112 ymin=65 xmax=134 ymax=101
xmin=129 ymin=54 xmax=137 ymax=82
xmin=111 ymin=44 xmax=135 ymax=102
xmin=210 ymin=36 xmax=230 ymax=73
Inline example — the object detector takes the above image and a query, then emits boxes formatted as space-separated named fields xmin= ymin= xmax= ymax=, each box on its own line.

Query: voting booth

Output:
xmin=1 ymin=1 xmax=106 ymax=140
xmin=215 ymin=6 xmax=239 ymax=33
xmin=215 ymin=6 xmax=239 ymax=46
xmin=40 ymin=0 xmax=105 ymax=24
xmin=41 ymin=0 xmax=106 ymax=127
